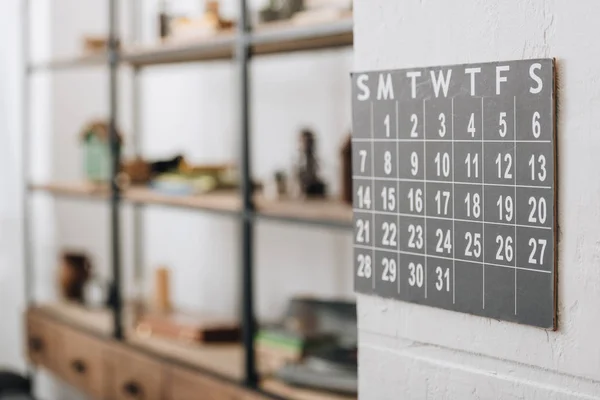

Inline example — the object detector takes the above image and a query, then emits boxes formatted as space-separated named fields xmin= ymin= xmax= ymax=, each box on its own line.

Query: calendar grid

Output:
xmin=353 ymin=209 xmax=551 ymax=229
xmin=513 ymin=95 xmax=518 ymax=315
xmin=352 ymin=176 xmax=550 ymax=189
xmin=352 ymin=138 xmax=551 ymax=144
xmin=370 ymin=100 xmax=375 ymax=290
xmin=352 ymin=59 xmax=556 ymax=328
xmin=396 ymin=100 xmax=401 ymax=295
xmin=481 ymin=95 xmax=485 ymax=310
xmin=451 ymin=97 xmax=456 ymax=304
xmin=423 ymin=99 xmax=428 ymax=299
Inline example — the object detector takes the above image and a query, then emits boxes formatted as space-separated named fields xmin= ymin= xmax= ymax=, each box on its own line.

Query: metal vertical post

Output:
xmin=22 ymin=0 xmax=35 ymax=384
xmin=108 ymin=0 xmax=123 ymax=340
xmin=237 ymin=0 xmax=257 ymax=388
xmin=130 ymin=0 xmax=145 ymax=301
xmin=21 ymin=0 xmax=32 ymax=308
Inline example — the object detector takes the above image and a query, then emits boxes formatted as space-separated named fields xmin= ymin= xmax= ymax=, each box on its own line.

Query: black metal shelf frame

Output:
xmin=21 ymin=0 xmax=352 ymax=397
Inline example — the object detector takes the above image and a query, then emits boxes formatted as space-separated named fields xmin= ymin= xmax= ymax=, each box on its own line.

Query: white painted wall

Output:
xmin=355 ymin=0 xmax=600 ymax=399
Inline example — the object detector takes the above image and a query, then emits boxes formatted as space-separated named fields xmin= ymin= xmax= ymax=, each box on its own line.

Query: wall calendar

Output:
xmin=351 ymin=59 xmax=556 ymax=328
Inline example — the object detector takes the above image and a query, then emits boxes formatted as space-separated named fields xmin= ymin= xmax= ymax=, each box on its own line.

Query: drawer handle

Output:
xmin=70 ymin=359 xmax=87 ymax=374
xmin=123 ymin=381 xmax=144 ymax=398
xmin=28 ymin=337 xmax=44 ymax=352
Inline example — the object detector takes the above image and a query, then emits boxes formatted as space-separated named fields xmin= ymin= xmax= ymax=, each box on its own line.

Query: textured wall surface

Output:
xmin=354 ymin=0 xmax=600 ymax=398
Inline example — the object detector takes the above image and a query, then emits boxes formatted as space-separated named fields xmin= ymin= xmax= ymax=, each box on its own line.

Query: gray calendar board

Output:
xmin=351 ymin=59 xmax=556 ymax=329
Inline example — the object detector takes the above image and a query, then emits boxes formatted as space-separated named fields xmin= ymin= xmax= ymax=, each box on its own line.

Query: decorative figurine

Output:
xmin=340 ymin=134 xmax=352 ymax=204
xmin=264 ymin=170 xmax=288 ymax=200
xmin=293 ymin=129 xmax=327 ymax=198
xmin=292 ymin=0 xmax=352 ymax=25
xmin=168 ymin=1 xmax=234 ymax=40
xmin=121 ymin=157 xmax=152 ymax=186
xmin=259 ymin=0 xmax=305 ymax=23
xmin=59 ymin=252 xmax=92 ymax=303
xmin=154 ymin=266 xmax=172 ymax=314
xmin=82 ymin=36 xmax=120 ymax=54
xmin=79 ymin=120 xmax=122 ymax=183
xmin=158 ymin=0 xmax=171 ymax=39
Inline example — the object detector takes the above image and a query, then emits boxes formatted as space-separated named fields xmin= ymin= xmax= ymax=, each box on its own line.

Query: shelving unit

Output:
xmin=22 ymin=1 xmax=354 ymax=399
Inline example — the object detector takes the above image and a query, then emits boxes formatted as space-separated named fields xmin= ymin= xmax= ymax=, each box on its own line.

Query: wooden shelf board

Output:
xmin=35 ymin=302 xmax=113 ymax=337
xmin=122 ymin=33 xmax=235 ymax=66
xmin=30 ymin=181 xmax=109 ymax=199
xmin=30 ymin=181 xmax=241 ymax=214
xmin=121 ymin=17 xmax=352 ymax=67
xmin=255 ymin=196 xmax=352 ymax=225
xmin=29 ymin=53 xmax=108 ymax=71
xmin=262 ymin=379 xmax=356 ymax=400
xmin=28 ymin=17 xmax=352 ymax=71
xmin=126 ymin=186 xmax=241 ymax=213
xmin=251 ymin=16 xmax=353 ymax=56
xmin=31 ymin=181 xmax=352 ymax=226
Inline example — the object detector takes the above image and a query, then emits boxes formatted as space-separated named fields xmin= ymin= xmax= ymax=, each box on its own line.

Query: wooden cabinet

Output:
xmin=165 ymin=365 xmax=242 ymax=400
xmin=25 ymin=307 xmax=346 ymax=400
xmin=106 ymin=345 xmax=164 ymax=400
xmin=59 ymin=326 xmax=109 ymax=399
xmin=25 ymin=310 xmax=63 ymax=372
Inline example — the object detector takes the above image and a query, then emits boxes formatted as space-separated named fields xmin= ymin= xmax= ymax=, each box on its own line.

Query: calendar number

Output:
xmin=357 ymin=185 xmax=371 ymax=209
xmin=532 ymin=111 xmax=541 ymax=138
xmin=495 ymin=153 xmax=513 ymax=179
xmin=407 ymin=188 xmax=423 ymax=213
xmin=411 ymin=152 xmax=419 ymax=176
xmin=495 ymin=235 xmax=514 ymax=262
xmin=464 ymin=232 xmax=482 ymax=258
xmin=438 ymin=112 xmax=446 ymax=137
xmin=528 ymin=196 xmax=547 ymax=224
xmin=359 ymin=150 xmax=367 ymax=173
xmin=407 ymin=224 xmax=424 ymax=250
xmin=465 ymin=153 xmax=479 ymax=178
xmin=468 ymin=112 xmax=476 ymax=137
xmin=381 ymin=257 xmax=397 ymax=282
xmin=435 ymin=266 xmax=450 ymax=292
xmin=496 ymin=195 xmax=514 ymax=222
xmin=528 ymin=238 xmax=548 ymax=265
xmin=384 ymin=151 xmax=393 ymax=175
xmin=408 ymin=262 xmax=424 ymax=287
xmin=434 ymin=190 xmax=450 ymax=215
xmin=435 ymin=229 xmax=452 ymax=254
xmin=381 ymin=186 xmax=396 ymax=211
xmin=434 ymin=152 xmax=451 ymax=178
xmin=357 ymin=254 xmax=372 ymax=278
xmin=382 ymin=222 xmax=397 ymax=247
xmin=529 ymin=154 xmax=547 ymax=182
xmin=499 ymin=112 xmax=508 ymax=137
xmin=464 ymin=192 xmax=481 ymax=218
xmin=356 ymin=219 xmax=370 ymax=243
xmin=410 ymin=114 xmax=419 ymax=137
xmin=384 ymin=114 xmax=391 ymax=137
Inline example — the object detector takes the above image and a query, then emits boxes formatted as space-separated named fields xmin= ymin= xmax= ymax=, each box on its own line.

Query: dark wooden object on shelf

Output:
xmin=136 ymin=310 xmax=241 ymax=344
xmin=294 ymin=129 xmax=327 ymax=197
xmin=59 ymin=252 xmax=92 ymax=303
xmin=340 ymin=135 xmax=352 ymax=204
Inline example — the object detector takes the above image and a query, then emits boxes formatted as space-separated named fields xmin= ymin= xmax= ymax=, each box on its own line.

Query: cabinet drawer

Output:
xmin=25 ymin=311 xmax=63 ymax=372
xmin=107 ymin=345 xmax=164 ymax=400
xmin=59 ymin=326 xmax=108 ymax=399
xmin=166 ymin=366 xmax=241 ymax=400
